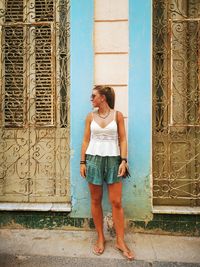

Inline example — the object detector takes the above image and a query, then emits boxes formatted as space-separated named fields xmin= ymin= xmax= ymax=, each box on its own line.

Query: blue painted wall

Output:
xmin=126 ymin=0 xmax=152 ymax=220
xmin=70 ymin=0 xmax=94 ymax=217
xmin=70 ymin=0 xmax=152 ymax=220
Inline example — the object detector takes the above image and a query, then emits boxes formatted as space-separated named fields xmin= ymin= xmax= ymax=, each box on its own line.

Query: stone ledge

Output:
xmin=153 ymin=206 xmax=200 ymax=215
xmin=0 ymin=203 xmax=71 ymax=212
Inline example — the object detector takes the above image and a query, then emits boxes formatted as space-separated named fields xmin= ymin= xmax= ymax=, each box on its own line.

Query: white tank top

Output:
xmin=86 ymin=111 xmax=120 ymax=157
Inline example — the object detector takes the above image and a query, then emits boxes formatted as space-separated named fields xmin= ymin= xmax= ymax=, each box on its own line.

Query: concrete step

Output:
xmin=1 ymin=254 xmax=199 ymax=267
xmin=0 ymin=229 xmax=200 ymax=267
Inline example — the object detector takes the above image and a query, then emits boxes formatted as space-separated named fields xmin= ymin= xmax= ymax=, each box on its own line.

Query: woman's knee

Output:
xmin=89 ymin=184 xmax=103 ymax=206
xmin=91 ymin=196 xmax=102 ymax=206
xmin=109 ymin=198 xmax=122 ymax=209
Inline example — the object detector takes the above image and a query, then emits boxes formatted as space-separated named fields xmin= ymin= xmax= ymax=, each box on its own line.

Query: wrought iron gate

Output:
xmin=153 ymin=0 xmax=200 ymax=206
xmin=0 ymin=0 xmax=70 ymax=203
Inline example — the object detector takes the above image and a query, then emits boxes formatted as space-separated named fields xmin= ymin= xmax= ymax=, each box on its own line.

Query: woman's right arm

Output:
xmin=80 ymin=113 xmax=92 ymax=178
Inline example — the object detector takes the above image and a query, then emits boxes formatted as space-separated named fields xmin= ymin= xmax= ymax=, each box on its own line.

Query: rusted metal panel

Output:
xmin=153 ymin=0 xmax=200 ymax=206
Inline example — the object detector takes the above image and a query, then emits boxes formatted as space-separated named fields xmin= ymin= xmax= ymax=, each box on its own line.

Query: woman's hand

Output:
xmin=117 ymin=161 xmax=127 ymax=177
xmin=80 ymin=164 xmax=86 ymax=178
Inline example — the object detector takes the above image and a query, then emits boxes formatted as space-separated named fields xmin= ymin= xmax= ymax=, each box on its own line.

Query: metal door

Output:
xmin=153 ymin=0 xmax=200 ymax=206
xmin=0 ymin=0 xmax=70 ymax=203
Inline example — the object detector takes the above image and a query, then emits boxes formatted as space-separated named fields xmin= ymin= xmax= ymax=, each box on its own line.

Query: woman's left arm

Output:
xmin=117 ymin=111 xmax=128 ymax=177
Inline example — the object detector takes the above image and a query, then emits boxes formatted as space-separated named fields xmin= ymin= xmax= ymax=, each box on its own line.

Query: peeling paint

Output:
xmin=0 ymin=212 xmax=199 ymax=236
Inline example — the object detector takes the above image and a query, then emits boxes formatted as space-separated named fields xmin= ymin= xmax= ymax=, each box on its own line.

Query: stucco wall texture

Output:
xmin=94 ymin=0 xmax=129 ymax=122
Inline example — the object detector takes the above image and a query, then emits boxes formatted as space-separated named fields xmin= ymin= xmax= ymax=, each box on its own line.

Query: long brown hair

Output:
xmin=93 ymin=85 xmax=115 ymax=109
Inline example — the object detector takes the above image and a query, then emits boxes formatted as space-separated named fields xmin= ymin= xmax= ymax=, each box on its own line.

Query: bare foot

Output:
xmin=93 ymin=239 xmax=105 ymax=256
xmin=115 ymin=242 xmax=135 ymax=261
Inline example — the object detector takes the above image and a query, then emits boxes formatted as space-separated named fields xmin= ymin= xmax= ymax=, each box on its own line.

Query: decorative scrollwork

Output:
xmin=153 ymin=0 xmax=200 ymax=206
xmin=0 ymin=0 xmax=70 ymax=202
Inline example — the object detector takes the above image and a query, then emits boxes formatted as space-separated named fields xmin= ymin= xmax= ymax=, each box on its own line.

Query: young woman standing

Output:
xmin=80 ymin=85 xmax=134 ymax=260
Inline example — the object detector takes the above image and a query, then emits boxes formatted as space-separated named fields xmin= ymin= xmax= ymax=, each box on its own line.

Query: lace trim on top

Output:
xmin=91 ymin=133 xmax=118 ymax=141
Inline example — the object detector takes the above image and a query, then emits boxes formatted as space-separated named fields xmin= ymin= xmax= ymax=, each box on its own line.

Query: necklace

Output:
xmin=97 ymin=109 xmax=111 ymax=119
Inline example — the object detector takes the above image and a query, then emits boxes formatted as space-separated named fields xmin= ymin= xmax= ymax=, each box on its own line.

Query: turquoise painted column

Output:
xmin=70 ymin=0 xmax=152 ymax=220
xmin=125 ymin=0 xmax=152 ymax=220
xmin=70 ymin=0 xmax=94 ymax=217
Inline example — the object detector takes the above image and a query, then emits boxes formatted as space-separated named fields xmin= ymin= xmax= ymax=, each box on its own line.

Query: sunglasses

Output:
xmin=91 ymin=94 xmax=97 ymax=99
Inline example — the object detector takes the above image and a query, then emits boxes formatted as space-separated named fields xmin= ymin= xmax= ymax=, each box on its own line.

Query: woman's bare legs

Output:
xmin=88 ymin=183 xmax=105 ymax=254
xmin=108 ymin=182 xmax=135 ymax=260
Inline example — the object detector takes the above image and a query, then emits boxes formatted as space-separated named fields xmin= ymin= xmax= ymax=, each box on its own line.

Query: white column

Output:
xmin=94 ymin=0 xmax=129 ymax=124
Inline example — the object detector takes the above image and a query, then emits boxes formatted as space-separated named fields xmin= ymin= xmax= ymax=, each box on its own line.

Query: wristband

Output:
xmin=121 ymin=158 xmax=127 ymax=163
xmin=80 ymin=161 xmax=86 ymax=164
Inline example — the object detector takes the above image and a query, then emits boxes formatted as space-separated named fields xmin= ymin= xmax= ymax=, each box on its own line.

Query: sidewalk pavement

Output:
xmin=0 ymin=228 xmax=200 ymax=267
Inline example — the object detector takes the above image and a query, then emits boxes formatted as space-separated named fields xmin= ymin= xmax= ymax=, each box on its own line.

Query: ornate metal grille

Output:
xmin=0 ymin=0 xmax=70 ymax=203
xmin=153 ymin=0 xmax=200 ymax=206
